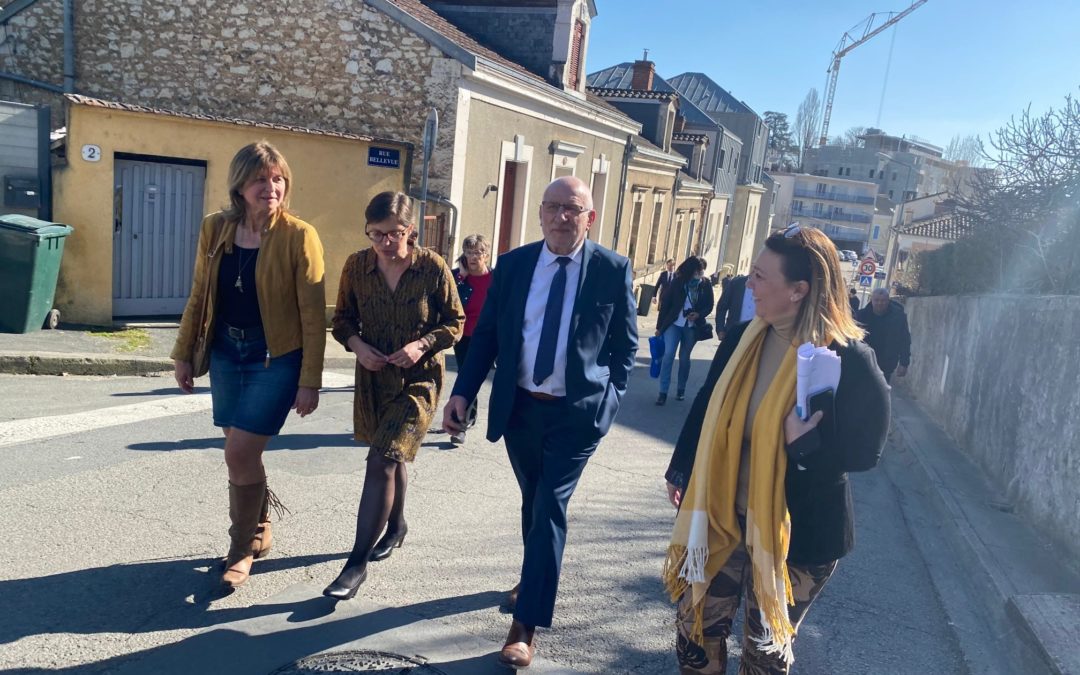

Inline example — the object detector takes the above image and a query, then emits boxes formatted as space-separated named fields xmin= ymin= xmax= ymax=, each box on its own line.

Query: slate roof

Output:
xmin=384 ymin=0 xmax=633 ymax=122
xmin=667 ymin=72 xmax=757 ymax=117
xmin=587 ymin=62 xmax=716 ymax=127
xmin=385 ymin=0 xmax=543 ymax=83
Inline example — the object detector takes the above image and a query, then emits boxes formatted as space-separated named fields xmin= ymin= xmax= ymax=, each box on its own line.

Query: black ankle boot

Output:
xmin=323 ymin=558 xmax=368 ymax=600
xmin=369 ymin=523 xmax=408 ymax=562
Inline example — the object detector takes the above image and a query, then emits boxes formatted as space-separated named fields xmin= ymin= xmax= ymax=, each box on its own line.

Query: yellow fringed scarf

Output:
xmin=663 ymin=317 xmax=798 ymax=664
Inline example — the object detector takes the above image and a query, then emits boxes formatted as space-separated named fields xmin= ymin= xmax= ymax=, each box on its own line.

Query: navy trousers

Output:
xmin=502 ymin=388 xmax=602 ymax=628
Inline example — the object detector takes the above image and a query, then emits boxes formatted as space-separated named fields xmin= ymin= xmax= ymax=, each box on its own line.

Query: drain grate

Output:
xmin=270 ymin=649 xmax=448 ymax=674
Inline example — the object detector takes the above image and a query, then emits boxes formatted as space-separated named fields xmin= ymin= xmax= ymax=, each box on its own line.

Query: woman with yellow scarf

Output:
xmin=663 ymin=225 xmax=890 ymax=674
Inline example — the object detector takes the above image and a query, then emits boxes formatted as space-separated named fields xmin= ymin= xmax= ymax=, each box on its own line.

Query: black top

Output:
xmin=665 ymin=321 xmax=891 ymax=565
xmin=855 ymin=301 xmax=912 ymax=373
xmin=715 ymin=275 xmax=749 ymax=335
xmin=217 ymin=246 xmax=262 ymax=329
xmin=656 ymin=278 xmax=715 ymax=334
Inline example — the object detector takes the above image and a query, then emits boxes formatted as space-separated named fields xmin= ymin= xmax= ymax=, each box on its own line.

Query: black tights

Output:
xmin=334 ymin=451 xmax=408 ymax=582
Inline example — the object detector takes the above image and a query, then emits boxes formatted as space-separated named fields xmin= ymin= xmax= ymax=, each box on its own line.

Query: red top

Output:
xmin=461 ymin=271 xmax=493 ymax=336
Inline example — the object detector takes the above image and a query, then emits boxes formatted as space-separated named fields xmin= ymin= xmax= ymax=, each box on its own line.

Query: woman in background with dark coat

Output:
xmin=655 ymin=256 xmax=714 ymax=405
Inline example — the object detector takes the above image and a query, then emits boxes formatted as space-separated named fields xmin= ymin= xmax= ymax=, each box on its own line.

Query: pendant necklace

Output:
xmin=234 ymin=246 xmax=257 ymax=293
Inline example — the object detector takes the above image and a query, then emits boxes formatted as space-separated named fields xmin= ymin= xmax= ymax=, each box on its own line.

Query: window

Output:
xmin=718 ymin=148 xmax=726 ymax=170
xmin=892 ymin=172 xmax=898 ymax=181
xmin=813 ymin=202 xmax=823 ymax=216
xmin=878 ymin=169 xmax=884 ymax=179
xmin=646 ymin=199 xmax=664 ymax=264
xmin=869 ymin=169 xmax=875 ymax=178
xmin=567 ymin=19 xmax=585 ymax=90
xmin=873 ymin=225 xmax=881 ymax=239
xmin=816 ymin=182 xmax=827 ymax=195
xmin=888 ymin=190 xmax=895 ymax=200
xmin=792 ymin=199 xmax=804 ymax=212
xmin=673 ymin=212 xmax=684 ymax=259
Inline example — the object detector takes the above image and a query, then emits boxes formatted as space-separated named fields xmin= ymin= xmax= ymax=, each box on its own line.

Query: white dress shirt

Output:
xmin=739 ymin=285 xmax=757 ymax=322
xmin=517 ymin=240 xmax=585 ymax=396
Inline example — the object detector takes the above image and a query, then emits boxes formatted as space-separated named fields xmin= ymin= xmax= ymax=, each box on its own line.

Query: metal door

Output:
xmin=113 ymin=158 xmax=205 ymax=316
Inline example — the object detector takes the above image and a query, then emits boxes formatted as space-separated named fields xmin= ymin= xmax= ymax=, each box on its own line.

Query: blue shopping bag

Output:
xmin=649 ymin=334 xmax=665 ymax=379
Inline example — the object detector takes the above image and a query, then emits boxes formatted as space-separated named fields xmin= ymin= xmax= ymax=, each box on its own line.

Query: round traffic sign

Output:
xmin=859 ymin=259 xmax=877 ymax=276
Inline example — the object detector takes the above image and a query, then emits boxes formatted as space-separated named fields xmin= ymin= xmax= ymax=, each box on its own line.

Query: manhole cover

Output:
xmin=271 ymin=649 xmax=448 ymax=674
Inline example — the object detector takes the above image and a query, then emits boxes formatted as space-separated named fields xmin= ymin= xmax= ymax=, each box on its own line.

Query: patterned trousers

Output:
xmin=675 ymin=538 xmax=837 ymax=675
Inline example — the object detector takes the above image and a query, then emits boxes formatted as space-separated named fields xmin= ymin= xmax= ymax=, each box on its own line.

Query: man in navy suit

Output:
xmin=443 ymin=176 xmax=638 ymax=668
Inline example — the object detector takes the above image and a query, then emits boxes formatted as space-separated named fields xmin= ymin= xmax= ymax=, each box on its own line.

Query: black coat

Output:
xmin=855 ymin=301 xmax=911 ymax=375
xmin=656 ymin=278 xmax=714 ymax=334
xmin=665 ymin=321 xmax=891 ymax=565
xmin=715 ymin=275 xmax=749 ymax=336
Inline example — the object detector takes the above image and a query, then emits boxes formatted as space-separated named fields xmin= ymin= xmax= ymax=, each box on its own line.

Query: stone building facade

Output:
xmin=1 ymin=0 xmax=461 ymax=193
xmin=1 ymin=0 xmax=639 ymax=272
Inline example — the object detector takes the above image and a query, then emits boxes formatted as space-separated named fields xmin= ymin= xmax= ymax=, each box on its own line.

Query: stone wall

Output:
xmin=0 ymin=0 xmax=463 ymax=193
xmin=903 ymin=295 xmax=1080 ymax=558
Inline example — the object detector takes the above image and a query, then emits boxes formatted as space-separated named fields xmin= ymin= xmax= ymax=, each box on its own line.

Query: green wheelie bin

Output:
xmin=0 ymin=214 xmax=74 ymax=333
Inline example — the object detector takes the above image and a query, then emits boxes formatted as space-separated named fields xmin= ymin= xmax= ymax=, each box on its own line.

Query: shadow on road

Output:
xmin=127 ymin=433 xmax=357 ymax=452
xmin=5 ymin=589 xmax=507 ymax=674
xmin=0 ymin=553 xmax=348 ymax=647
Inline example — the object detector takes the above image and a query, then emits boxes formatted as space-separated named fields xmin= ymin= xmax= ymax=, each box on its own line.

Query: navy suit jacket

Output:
xmin=451 ymin=239 xmax=639 ymax=442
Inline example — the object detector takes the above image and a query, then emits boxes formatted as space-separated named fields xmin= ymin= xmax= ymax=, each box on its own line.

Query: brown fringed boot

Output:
xmin=251 ymin=486 xmax=289 ymax=560
xmin=222 ymin=481 xmax=266 ymax=588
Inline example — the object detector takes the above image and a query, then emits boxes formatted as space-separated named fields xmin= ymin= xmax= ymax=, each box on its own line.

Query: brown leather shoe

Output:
xmin=498 ymin=620 xmax=535 ymax=669
xmin=500 ymin=583 xmax=520 ymax=613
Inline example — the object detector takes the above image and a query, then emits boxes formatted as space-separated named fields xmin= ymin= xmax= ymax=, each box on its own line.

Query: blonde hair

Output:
xmin=765 ymin=226 xmax=865 ymax=346
xmin=223 ymin=141 xmax=292 ymax=224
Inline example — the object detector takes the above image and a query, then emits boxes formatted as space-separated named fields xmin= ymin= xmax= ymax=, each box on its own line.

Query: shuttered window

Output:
xmin=567 ymin=20 xmax=585 ymax=90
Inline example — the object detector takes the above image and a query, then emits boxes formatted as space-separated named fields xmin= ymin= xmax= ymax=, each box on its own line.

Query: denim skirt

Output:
xmin=209 ymin=324 xmax=302 ymax=436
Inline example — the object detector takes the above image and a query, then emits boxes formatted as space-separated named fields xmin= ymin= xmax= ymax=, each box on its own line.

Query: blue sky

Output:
xmin=586 ymin=0 xmax=1080 ymax=150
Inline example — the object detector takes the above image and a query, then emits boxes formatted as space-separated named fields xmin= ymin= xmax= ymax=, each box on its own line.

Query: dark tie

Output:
xmin=532 ymin=256 xmax=572 ymax=386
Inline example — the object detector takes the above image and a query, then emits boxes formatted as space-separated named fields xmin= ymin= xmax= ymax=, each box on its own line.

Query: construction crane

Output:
xmin=818 ymin=0 xmax=928 ymax=146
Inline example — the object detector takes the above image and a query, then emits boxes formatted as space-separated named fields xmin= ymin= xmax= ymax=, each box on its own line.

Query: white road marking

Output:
xmin=0 ymin=372 xmax=353 ymax=448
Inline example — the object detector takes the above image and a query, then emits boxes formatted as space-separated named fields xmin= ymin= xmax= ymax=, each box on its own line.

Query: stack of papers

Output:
xmin=795 ymin=342 xmax=842 ymax=420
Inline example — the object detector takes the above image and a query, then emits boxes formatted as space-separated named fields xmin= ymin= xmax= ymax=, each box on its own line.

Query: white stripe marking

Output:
xmin=0 ymin=372 xmax=353 ymax=448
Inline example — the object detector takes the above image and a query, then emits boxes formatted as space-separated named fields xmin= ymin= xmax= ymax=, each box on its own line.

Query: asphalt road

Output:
xmin=0 ymin=339 xmax=967 ymax=674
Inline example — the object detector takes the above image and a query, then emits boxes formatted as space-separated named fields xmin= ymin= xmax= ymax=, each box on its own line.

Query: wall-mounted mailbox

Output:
xmin=4 ymin=175 xmax=40 ymax=208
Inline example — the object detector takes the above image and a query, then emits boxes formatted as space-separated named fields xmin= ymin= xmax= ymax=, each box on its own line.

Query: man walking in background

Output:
xmin=443 ymin=176 xmax=638 ymax=669
xmin=856 ymin=288 xmax=912 ymax=383
xmin=714 ymin=273 xmax=754 ymax=342
xmin=654 ymin=257 xmax=676 ymax=303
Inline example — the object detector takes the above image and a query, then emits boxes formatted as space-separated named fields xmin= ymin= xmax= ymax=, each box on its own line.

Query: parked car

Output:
xmin=840 ymin=249 xmax=859 ymax=262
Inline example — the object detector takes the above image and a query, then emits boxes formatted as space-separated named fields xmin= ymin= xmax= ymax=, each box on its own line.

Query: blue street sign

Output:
xmin=367 ymin=147 xmax=400 ymax=168
xmin=859 ymin=275 xmax=873 ymax=287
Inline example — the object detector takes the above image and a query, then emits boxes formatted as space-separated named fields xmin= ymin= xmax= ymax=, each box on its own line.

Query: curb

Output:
xmin=886 ymin=390 xmax=1078 ymax=675
xmin=0 ymin=351 xmax=360 ymax=378
xmin=0 ymin=351 xmax=174 ymax=376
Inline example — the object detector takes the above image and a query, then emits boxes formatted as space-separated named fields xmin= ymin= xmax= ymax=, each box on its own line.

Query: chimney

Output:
xmin=631 ymin=50 xmax=654 ymax=91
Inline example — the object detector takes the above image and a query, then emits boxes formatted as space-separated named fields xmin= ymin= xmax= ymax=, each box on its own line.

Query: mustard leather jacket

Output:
xmin=171 ymin=210 xmax=327 ymax=388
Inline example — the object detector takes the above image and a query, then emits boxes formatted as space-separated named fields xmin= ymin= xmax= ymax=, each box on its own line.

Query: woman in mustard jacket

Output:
xmin=171 ymin=141 xmax=326 ymax=588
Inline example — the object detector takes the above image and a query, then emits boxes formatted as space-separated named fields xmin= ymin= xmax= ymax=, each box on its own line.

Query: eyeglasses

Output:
xmin=366 ymin=229 xmax=409 ymax=243
xmin=781 ymin=223 xmax=802 ymax=239
xmin=541 ymin=201 xmax=590 ymax=217
xmin=463 ymin=249 xmax=487 ymax=257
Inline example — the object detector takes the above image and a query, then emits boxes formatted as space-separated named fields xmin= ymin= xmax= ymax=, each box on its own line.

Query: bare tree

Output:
xmin=944 ymin=134 xmax=985 ymax=166
xmin=794 ymin=88 xmax=821 ymax=169
xmin=936 ymin=92 xmax=1080 ymax=294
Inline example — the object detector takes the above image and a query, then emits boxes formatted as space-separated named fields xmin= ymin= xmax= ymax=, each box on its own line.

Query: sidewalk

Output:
xmin=887 ymin=387 xmax=1080 ymax=675
xmin=0 ymin=324 xmax=357 ymax=376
